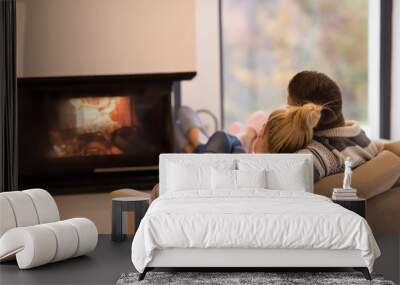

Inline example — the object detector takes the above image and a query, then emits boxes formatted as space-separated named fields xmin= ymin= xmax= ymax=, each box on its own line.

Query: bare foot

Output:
xmin=186 ymin=128 xmax=208 ymax=147
xmin=237 ymin=127 xmax=257 ymax=153
xmin=183 ymin=143 xmax=195 ymax=153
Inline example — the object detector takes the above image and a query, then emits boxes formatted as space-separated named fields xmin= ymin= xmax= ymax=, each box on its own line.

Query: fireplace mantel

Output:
xmin=17 ymin=72 xmax=196 ymax=87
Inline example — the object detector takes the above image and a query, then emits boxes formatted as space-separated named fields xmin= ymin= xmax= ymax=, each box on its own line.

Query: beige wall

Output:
xmin=53 ymin=191 xmax=149 ymax=234
xmin=54 ymin=193 xmax=112 ymax=234
xmin=16 ymin=0 xmax=196 ymax=77
xmin=181 ymin=0 xmax=221 ymax=128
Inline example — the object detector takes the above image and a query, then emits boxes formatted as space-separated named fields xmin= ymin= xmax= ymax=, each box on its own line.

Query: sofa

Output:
xmin=149 ymin=141 xmax=400 ymax=235
xmin=315 ymin=141 xmax=400 ymax=234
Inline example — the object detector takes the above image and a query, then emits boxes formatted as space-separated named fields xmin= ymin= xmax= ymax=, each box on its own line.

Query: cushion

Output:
xmin=0 ymin=189 xmax=60 ymax=234
xmin=160 ymin=154 xmax=237 ymax=195
xmin=0 ymin=196 xmax=17 ymax=237
xmin=212 ymin=168 xmax=236 ymax=190
xmin=110 ymin=189 xmax=150 ymax=199
xmin=211 ymin=169 xmax=268 ymax=190
xmin=167 ymin=162 xmax=211 ymax=191
xmin=266 ymin=167 xmax=307 ymax=191
xmin=236 ymin=169 xmax=267 ymax=189
xmin=0 ymin=226 xmax=58 ymax=269
xmin=383 ymin=141 xmax=400 ymax=157
xmin=238 ymin=159 xmax=308 ymax=191
xmin=42 ymin=221 xmax=79 ymax=262
xmin=64 ymin=218 xmax=98 ymax=257
xmin=160 ymin=154 xmax=313 ymax=194
xmin=23 ymin=189 xmax=60 ymax=224
xmin=1 ymin=191 xmax=39 ymax=227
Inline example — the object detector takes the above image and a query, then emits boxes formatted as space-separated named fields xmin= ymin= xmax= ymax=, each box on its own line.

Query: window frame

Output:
xmin=380 ymin=0 xmax=393 ymax=139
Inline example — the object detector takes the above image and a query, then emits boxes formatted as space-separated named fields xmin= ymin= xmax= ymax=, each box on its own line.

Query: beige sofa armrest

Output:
xmin=150 ymin=184 xmax=160 ymax=203
xmin=383 ymin=141 xmax=400 ymax=157
xmin=315 ymin=150 xmax=400 ymax=199
xmin=314 ymin=173 xmax=343 ymax=197
xmin=367 ymin=186 xmax=400 ymax=234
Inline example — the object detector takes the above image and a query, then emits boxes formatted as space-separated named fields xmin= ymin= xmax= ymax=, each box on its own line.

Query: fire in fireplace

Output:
xmin=49 ymin=96 xmax=136 ymax=158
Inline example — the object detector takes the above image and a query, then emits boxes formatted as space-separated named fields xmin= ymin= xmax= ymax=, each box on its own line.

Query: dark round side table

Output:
xmin=332 ymin=197 xmax=366 ymax=218
xmin=112 ymin=197 xmax=150 ymax=242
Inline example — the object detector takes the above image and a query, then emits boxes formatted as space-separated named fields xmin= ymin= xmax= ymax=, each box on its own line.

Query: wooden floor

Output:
xmin=0 ymin=235 xmax=134 ymax=285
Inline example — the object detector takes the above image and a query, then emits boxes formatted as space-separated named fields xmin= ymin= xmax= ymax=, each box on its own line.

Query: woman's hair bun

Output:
xmin=262 ymin=102 xmax=323 ymax=154
xmin=298 ymin=103 xmax=323 ymax=129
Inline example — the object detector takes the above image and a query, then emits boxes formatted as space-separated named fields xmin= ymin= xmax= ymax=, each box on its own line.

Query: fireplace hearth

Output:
xmin=18 ymin=73 xmax=195 ymax=194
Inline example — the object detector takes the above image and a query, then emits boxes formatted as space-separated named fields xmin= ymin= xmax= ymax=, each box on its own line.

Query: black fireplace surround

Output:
xmin=18 ymin=72 xmax=195 ymax=194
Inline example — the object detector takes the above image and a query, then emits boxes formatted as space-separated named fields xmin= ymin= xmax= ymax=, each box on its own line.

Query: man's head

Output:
xmin=287 ymin=71 xmax=345 ymax=130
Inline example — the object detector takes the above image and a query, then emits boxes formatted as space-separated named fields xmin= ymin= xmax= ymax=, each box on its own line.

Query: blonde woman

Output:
xmin=178 ymin=103 xmax=322 ymax=155
xmin=254 ymin=103 xmax=322 ymax=153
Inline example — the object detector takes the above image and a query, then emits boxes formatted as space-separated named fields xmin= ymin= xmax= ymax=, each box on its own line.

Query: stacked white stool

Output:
xmin=0 ymin=189 xmax=98 ymax=269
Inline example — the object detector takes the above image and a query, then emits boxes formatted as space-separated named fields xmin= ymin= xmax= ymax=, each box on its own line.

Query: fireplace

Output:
xmin=18 ymin=73 xmax=194 ymax=194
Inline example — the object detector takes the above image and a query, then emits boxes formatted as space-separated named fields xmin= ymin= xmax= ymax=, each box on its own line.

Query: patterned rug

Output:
xmin=116 ymin=271 xmax=396 ymax=285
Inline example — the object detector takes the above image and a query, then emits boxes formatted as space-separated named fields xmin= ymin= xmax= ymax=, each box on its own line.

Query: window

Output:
xmin=221 ymin=0 xmax=376 ymax=134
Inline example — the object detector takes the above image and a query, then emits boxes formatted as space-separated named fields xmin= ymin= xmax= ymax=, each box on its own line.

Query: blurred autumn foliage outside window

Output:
xmin=222 ymin=0 xmax=368 ymax=128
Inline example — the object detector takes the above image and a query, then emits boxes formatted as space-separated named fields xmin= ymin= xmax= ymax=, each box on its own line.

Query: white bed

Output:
xmin=131 ymin=154 xmax=380 ymax=280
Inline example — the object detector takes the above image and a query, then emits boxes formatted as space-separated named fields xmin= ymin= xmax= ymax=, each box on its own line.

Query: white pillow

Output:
xmin=238 ymin=159 xmax=308 ymax=191
xmin=266 ymin=167 xmax=307 ymax=191
xmin=236 ymin=169 xmax=267 ymax=189
xmin=211 ymin=169 xmax=268 ymax=190
xmin=211 ymin=168 xmax=236 ymax=190
xmin=167 ymin=162 xmax=211 ymax=191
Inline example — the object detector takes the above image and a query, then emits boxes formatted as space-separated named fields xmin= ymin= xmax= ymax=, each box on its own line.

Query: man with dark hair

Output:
xmin=288 ymin=71 xmax=345 ymax=130
xmin=287 ymin=70 xmax=381 ymax=181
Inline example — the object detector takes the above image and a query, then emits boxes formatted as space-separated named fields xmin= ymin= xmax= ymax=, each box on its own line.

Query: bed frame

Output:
xmin=139 ymin=248 xmax=371 ymax=280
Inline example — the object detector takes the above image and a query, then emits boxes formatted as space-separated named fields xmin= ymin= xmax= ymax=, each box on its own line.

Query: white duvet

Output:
xmin=131 ymin=190 xmax=380 ymax=273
